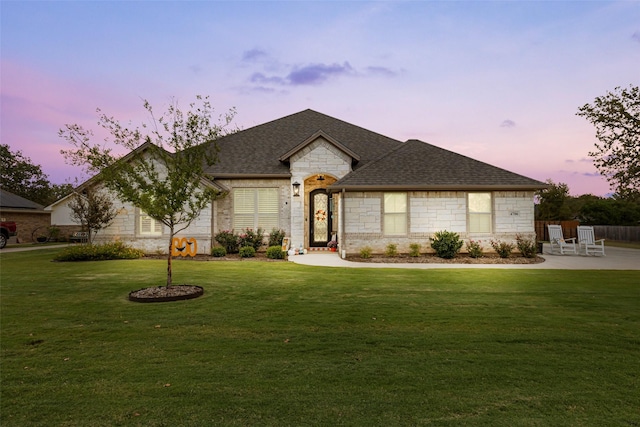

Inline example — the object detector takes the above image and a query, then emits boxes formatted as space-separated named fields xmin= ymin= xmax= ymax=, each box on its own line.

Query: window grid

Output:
xmin=383 ymin=193 xmax=407 ymax=235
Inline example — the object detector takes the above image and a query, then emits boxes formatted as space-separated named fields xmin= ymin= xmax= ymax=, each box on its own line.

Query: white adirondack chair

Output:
xmin=547 ymin=224 xmax=577 ymax=255
xmin=577 ymin=226 xmax=605 ymax=256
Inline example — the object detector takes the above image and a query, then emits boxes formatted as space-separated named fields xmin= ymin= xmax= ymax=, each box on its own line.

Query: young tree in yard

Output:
xmin=577 ymin=85 xmax=640 ymax=200
xmin=68 ymin=190 xmax=118 ymax=244
xmin=59 ymin=96 xmax=235 ymax=287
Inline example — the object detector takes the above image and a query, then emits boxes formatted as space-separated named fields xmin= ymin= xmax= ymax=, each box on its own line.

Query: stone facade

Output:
xmin=289 ymin=137 xmax=352 ymax=247
xmin=341 ymin=190 xmax=536 ymax=255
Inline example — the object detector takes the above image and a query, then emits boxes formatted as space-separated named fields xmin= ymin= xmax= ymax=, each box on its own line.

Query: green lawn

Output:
xmin=1 ymin=250 xmax=639 ymax=426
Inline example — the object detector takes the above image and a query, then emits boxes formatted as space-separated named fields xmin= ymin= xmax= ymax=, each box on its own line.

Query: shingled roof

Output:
xmin=0 ymin=188 xmax=45 ymax=210
xmin=205 ymin=109 xmax=401 ymax=177
xmin=329 ymin=139 xmax=547 ymax=191
xmin=204 ymin=109 xmax=545 ymax=191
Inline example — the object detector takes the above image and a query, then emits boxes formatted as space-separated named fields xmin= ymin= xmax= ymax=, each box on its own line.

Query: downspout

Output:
xmin=341 ymin=188 xmax=346 ymax=259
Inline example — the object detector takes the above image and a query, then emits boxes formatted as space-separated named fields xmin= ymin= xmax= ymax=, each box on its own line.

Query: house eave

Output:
xmin=209 ymin=173 xmax=292 ymax=180
xmin=328 ymin=184 xmax=548 ymax=193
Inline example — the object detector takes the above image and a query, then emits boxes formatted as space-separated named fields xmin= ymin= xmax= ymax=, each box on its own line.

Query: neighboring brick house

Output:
xmin=0 ymin=189 xmax=51 ymax=243
xmin=47 ymin=109 xmax=547 ymax=255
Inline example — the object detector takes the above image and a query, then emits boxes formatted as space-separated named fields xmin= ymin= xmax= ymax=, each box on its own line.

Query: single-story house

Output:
xmin=0 ymin=188 xmax=51 ymax=243
xmin=47 ymin=109 xmax=547 ymax=255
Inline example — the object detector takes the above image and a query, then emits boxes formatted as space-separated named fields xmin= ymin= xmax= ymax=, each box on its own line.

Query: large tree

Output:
xmin=577 ymin=85 xmax=640 ymax=199
xmin=59 ymin=96 xmax=235 ymax=286
xmin=0 ymin=144 xmax=73 ymax=205
xmin=535 ymin=179 xmax=572 ymax=220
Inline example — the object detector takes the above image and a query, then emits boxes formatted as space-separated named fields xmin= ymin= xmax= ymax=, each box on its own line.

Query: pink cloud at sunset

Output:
xmin=1 ymin=1 xmax=638 ymax=196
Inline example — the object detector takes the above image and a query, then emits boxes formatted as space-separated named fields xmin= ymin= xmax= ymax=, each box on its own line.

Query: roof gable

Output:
xmin=205 ymin=109 xmax=401 ymax=177
xmin=330 ymin=139 xmax=547 ymax=191
xmin=278 ymin=130 xmax=361 ymax=164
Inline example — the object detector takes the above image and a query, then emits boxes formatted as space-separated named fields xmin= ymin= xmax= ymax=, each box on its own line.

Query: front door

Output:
xmin=309 ymin=189 xmax=332 ymax=247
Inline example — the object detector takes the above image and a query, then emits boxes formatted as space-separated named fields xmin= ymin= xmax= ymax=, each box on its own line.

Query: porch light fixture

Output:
xmin=292 ymin=181 xmax=301 ymax=197
xmin=317 ymin=175 xmax=325 ymax=181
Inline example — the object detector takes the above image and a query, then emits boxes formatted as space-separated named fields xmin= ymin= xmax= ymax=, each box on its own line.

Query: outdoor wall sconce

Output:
xmin=292 ymin=181 xmax=301 ymax=197
xmin=317 ymin=175 xmax=325 ymax=181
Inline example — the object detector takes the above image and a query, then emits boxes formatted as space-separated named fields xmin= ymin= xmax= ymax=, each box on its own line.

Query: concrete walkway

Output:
xmin=289 ymin=245 xmax=640 ymax=270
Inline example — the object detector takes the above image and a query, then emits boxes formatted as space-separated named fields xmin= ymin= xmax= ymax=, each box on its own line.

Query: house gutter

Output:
xmin=341 ymin=188 xmax=346 ymax=259
xmin=329 ymin=184 xmax=549 ymax=192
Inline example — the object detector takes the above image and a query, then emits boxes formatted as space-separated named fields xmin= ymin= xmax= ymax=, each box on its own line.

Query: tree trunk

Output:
xmin=167 ymin=230 xmax=174 ymax=287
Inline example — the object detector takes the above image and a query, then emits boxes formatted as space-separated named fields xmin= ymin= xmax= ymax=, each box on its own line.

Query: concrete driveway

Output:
xmin=290 ymin=245 xmax=640 ymax=270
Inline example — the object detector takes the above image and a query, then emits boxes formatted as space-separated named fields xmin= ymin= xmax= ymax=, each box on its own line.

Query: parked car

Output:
xmin=0 ymin=221 xmax=17 ymax=249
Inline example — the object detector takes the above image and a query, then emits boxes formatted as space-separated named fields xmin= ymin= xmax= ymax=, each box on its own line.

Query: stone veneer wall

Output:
xmin=342 ymin=190 xmax=536 ymax=254
xmin=289 ymin=137 xmax=352 ymax=247
xmin=213 ymin=178 xmax=291 ymax=240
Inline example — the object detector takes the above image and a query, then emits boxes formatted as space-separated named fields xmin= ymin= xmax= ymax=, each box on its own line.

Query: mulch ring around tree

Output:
xmin=129 ymin=285 xmax=204 ymax=303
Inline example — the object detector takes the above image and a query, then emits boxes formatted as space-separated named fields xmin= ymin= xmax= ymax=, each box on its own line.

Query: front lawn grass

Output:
xmin=1 ymin=250 xmax=639 ymax=426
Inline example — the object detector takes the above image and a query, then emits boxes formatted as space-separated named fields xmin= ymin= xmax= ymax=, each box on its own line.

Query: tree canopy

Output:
xmin=0 ymin=144 xmax=73 ymax=206
xmin=59 ymin=96 xmax=236 ymax=286
xmin=577 ymin=85 xmax=640 ymax=200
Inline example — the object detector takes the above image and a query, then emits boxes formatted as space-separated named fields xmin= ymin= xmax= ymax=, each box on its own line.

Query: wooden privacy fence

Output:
xmin=592 ymin=225 xmax=640 ymax=242
xmin=535 ymin=221 xmax=579 ymax=242
xmin=535 ymin=221 xmax=640 ymax=242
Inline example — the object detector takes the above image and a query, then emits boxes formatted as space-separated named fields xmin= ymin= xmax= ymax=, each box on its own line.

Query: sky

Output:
xmin=2 ymin=1 xmax=639 ymax=197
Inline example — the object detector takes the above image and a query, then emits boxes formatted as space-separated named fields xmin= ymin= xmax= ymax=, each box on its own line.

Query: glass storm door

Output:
xmin=310 ymin=189 xmax=331 ymax=247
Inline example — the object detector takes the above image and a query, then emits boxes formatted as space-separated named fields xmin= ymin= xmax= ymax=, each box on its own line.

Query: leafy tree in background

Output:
xmin=535 ymin=180 xmax=572 ymax=220
xmin=0 ymin=144 xmax=73 ymax=206
xmin=577 ymin=85 xmax=640 ymax=200
xmin=578 ymin=197 xmax=640 ymax=226
xmin=68 ymin=190 xmax=119 ymax=244
xmin=59 ymin=96 xmax=235 ymax=287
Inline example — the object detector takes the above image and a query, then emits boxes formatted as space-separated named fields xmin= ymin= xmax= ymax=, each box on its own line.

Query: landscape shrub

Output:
xmin=268 ymin=228 xmax=286 ymax=248
xmin=359 ymin=246 xmax=372 ymax=259
xmin=385 ymin=243 xmax=398 ymax=257
xmin=214 ymin=230 xmax=239 ymax=254
xmin=266 ymin=245 xmax=285 ymax=259
xmin=211 ymin=246 xmax=227 ymax=257
xmin=516 ymin=234 xmax=538 ymax=258
xmin=430 ymin=230 xmax=463 ymax=259
xmin=409 ymin=243 xmax=421 ymax=257
xmin=238 ymin=228 xmax=264 ymax=251
xmin=491 ymin=240 xmax=515 ymax=258
xmin=466 ymin=240 xmax=484 ymax=258
xmin=54 ymin=241 xmax=144 ymax=262
xmin=239 ymin=246 xmax=256 ymax=258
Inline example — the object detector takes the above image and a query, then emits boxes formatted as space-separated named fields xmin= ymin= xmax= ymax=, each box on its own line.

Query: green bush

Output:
xmin=268 ymin=228 xmax=286 ymax=248
xmin=430 ymin=230 xmax=463 ymax=259
xmin=266 ymin=245 xmax=285 ymax=259
xmin=409 ymin=243 xmax=421 ymax=257
xmin=359 ymin=246 xmax=372 ymax=259
xmin=54 ymin=241 xmax=144 ymax=262
xmin=466 ymin=240 xmax=484 ymax=258
xmin=211 ymin=246 xmax=227 ymax=257
xmin=238 ymin=228 xmax=264 ymax=251
xmin=239 ymin=246 xmax=256 ymax=258
xmin=516 ymin=234 xmax=538 ymax=258
xmin=385 ymin=243 xmax=398 ymax=257
xmin=491 ymin=240 xmax=515 ymax=258
xmin=214 ymin=230 xmax=239 ymax=254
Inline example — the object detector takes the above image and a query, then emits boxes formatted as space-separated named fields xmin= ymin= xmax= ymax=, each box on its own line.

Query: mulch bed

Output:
xmin=347 ymin=254 xmax=545 ymax=264
xmin=129 ymin=285 xmax=204 ymax=303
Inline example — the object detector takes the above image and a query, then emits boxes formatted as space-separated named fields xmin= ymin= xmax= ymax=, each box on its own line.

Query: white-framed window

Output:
xmin=139 ymin=210 xmax=163 ymax=235
xmin=468 ymin=192 xmax=492 ymax=233
xmin=383 ymin=193 xmax=407 ymax=235
xmin=233 ymin=188 xmax=279 ymax=230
